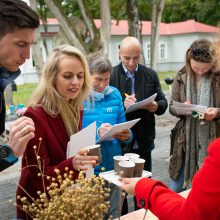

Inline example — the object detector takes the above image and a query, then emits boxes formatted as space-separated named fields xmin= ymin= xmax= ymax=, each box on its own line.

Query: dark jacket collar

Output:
xmin=0 ymin=67 xmax=21 ymax=92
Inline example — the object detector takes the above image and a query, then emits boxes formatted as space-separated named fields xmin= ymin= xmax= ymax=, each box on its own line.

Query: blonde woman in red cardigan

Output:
xmin=16 ymin=45 xmax=98 ymax=220
xmin=120 ymin=137 xmax=220 ymax=220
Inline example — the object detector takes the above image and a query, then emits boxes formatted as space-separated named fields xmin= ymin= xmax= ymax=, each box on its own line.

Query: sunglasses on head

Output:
xmin=190 ymin=48 xmax=211 ymax=59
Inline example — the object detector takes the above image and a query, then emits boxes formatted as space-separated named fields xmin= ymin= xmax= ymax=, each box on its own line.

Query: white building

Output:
xmin=16 ymin=19 xmax=220 ymax=85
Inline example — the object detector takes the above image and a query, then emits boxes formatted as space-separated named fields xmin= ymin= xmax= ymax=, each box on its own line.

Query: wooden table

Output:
xmin=116 ymin=189 xmax=191 ymax=220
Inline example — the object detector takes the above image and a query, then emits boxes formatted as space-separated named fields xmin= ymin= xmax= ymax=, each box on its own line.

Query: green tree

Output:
xmin=162 ymin=0 xmax=220 ymax=26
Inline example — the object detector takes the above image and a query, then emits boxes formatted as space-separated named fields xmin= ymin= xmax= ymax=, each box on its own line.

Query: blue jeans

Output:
xmin=169 ymin=162 xmax=186 ymax=193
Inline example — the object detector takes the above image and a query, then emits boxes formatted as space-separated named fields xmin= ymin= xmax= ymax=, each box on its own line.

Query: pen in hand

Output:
xmin=124 ymin=93 xmax=129 ymax=98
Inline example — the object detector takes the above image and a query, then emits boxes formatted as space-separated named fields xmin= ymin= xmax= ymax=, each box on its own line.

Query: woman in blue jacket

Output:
xmin=83 ymin=52 xmax=133 ymax=219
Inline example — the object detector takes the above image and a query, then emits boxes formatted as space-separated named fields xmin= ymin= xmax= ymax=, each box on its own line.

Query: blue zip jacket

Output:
xmin=82 ymin=86 xmax=132 ymax=174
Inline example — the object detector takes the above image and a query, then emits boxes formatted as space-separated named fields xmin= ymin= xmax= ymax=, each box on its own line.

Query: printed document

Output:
xmin=96 ymin=118 xmax=141 ymax=144
xmin=173 ymin=101 xmax=208 ymax=115
xmin=126 ymin=93 xmax=157 ymax=113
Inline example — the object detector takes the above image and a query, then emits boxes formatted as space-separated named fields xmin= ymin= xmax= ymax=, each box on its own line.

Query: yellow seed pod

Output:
xmin=54 ymin=168 xmax=60 ymax=175
xmin=101 ymin=167 xmax=106 ymax=171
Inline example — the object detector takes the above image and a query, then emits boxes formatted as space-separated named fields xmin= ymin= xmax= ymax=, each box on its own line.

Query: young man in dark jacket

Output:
xmin=110 ymin=36 xmax=168 ymax=213
xmin=0 ymin=0 xmax=38 ymax=171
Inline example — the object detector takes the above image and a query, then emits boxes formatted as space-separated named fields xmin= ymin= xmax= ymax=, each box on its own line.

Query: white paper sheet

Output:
xmin=125 ymin=93 xmax=157 ymax=114
xmin=67 ymin=121 xmax=96 ymax=158
xmin=173 ymin=101 xmax=208 ymax=115
xmin=96 ymin=118 xmax=141 ymax=144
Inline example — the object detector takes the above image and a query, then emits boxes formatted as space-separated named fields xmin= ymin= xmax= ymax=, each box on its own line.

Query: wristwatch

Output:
xmin=0 ymin=144 xmax=18 ymax=163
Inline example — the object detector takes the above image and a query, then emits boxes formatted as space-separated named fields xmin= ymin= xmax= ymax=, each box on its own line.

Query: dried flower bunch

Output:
xmin=16 ymin=138 xmax=111 ymax=220
xmin=17 ymin=168 xmax=111 ymax=220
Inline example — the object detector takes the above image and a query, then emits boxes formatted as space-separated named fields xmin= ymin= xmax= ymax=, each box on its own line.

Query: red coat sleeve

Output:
xmin=135 ymin=138 xmax=220 ymax=220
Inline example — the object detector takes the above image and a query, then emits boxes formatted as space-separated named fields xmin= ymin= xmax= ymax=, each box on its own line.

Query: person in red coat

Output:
xmin=16 ymin=45 xmax=98 ymax=220
xmin=120 ymin=137 xmax=220 ymax=220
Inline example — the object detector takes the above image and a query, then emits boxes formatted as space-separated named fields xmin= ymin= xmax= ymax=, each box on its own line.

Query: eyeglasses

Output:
xmin=190 ymin=48 xmax=212 ymax=59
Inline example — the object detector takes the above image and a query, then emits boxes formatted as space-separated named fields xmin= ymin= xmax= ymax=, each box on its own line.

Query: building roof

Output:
xmin=45 ymin=18 xmax=220 ymax=36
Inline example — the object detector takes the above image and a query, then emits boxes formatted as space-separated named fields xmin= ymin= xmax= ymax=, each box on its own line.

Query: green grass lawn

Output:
xmin=12 ymin=71 xmax=176 ymax=105
xmin=13 ymin=83 xmax=37 ymax=105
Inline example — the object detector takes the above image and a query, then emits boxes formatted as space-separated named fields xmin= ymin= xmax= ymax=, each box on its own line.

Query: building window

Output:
xmin=159 ymin=43 xmax=167 ymax=60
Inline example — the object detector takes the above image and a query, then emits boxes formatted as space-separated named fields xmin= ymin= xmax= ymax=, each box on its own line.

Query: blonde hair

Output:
xmin=29 ymin=45 xmax=91 ymax=136
xmin=212 ymin=39 xmax=220 ymax=72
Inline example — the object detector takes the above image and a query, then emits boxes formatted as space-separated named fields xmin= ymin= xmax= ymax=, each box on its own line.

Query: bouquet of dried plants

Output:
xmin=16 ymin=139 xmax=111 ymax=220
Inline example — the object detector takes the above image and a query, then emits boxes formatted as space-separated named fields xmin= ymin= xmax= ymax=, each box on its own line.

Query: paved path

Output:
xmin=0 ymin=91 xmax=176 ymax=219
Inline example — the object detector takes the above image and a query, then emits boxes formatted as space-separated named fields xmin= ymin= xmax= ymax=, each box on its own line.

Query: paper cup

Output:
xmin=113 ymin=155 xmax=129 ymax=175
xmin=118 ymin=160 xmax=135 ymax=178
xmin=85 ymin=144 xmax=102 ymax=164
xmin=124 ymin=153 xmax=140 ymax=160
xmin=131 ymin=158 xmax=145 ymax=177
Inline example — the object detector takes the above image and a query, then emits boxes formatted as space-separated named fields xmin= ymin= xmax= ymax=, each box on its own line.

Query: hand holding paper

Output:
xmin=98 ymin=123 xmax=112 ymax=137
xmin=113 ymin=129 xmax=130 ymax=141
xmin=173 ymin=101 xmax=208 ymax=115
xmin=125 ymin=93 xmax=157 ymax=113
xmin=204 ymin=108 xmax=219 ymax=121
xmin=124 ymin=94 xmax=136 ymax=109
xmin=141 ymin=100 xmax=158 ymax=112
xmin=96 ymin=118 xmax=141 ymax=144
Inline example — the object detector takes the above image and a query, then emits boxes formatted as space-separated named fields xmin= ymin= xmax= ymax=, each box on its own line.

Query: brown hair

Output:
xmin=185 ymin=39 xmax=214 ymax=75
xmin=212 ymin=39 xmax=220 ymax=72
xmin=0 ymin=0 xmax=39 ymax=39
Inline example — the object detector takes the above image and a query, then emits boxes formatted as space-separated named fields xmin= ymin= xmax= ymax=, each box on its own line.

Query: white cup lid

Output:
xmin=119 ymin=160 xmax=135 ymax=168
xmin=124 ymin=153 xmax=140 ymax=159
xmin=113 ymin=155 xmax=129 ymax=161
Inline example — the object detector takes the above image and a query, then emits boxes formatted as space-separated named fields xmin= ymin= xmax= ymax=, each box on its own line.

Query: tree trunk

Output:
xmin=127 ymin=0 xmax=145 ymax=65
xmin=99 ymin=0 xmax=111 ymax=56
xmin=29 ymin=0 xmax=44 ymax=79
xmin=43 ymin=0 xmax=89 ymax=54
xmin=150 ymin=0 xmax=165 ymax=70
xmin=4 ymin=84 xmax=13 ymax=106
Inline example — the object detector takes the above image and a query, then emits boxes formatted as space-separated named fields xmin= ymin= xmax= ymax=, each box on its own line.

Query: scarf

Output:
xmin=184 ymin=73 xmax=216 ymax=187
xmin=0 ymin=67 xmax=21 ymax=135
xmin=90 ymin=86 xmax=114 ymax=101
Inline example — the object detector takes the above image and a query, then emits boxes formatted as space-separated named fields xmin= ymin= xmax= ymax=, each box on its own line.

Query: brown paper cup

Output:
xmin=118 ymin=160 xmax=135 ymax=178
xmin=131 ymin=158 xmax=145 ymax=177
xmin=113 ymin=155 xmax=129 ymax=175
xmin=124 ymin=153 xmax=140 ymax=160
xmin=85 ymin=144 xmax=102 ymax=164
